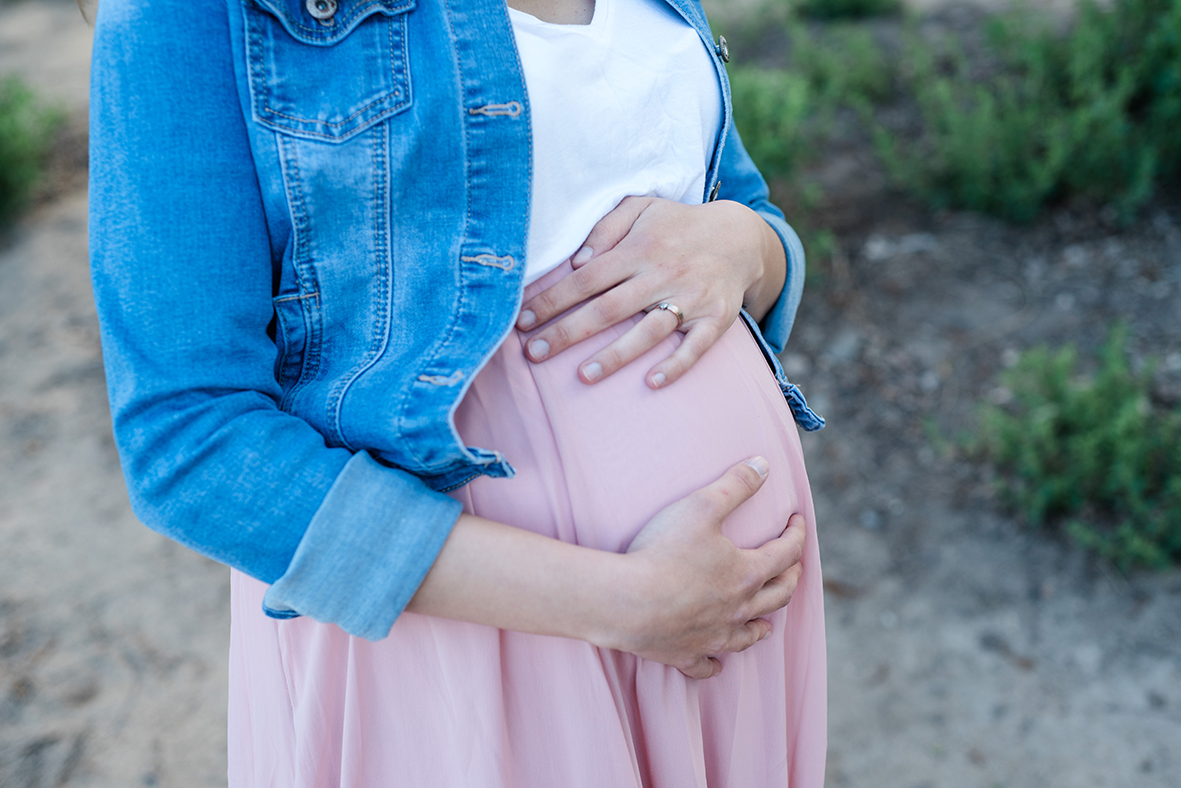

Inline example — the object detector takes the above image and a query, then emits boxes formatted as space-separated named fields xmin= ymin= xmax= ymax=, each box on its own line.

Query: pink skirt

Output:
xmin=228 ymin=263 xmax=827 ymax=788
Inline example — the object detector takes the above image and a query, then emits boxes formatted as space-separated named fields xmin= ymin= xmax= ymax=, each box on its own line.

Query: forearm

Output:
xmin=406 ymin=513 xmax=632 ymax=647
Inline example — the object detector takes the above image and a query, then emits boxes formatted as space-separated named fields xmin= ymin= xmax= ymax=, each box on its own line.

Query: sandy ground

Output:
xmin=1 ymin=0 xmax=1179 ymax=786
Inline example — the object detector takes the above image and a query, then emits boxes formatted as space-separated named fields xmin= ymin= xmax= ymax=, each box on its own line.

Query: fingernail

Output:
xmin=528 ymin=338 xmax=549 ymax=361
xmin=517 ymin=309 xmax=536 ymax=330
xmin=760 ymin=628 xmax=772 ymax=641
xmin=745 ymin=456 xmax=769 ymax=477
xmin=582 ymin=361 xmax=602 ymax=382
xmin=572 ymin=246 xmax=593 ymax=266
xmin=651 ymin=372 xmax=666 ymax=388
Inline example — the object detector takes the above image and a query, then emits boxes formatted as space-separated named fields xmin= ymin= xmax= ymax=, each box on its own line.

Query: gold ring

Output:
xmin=646 ymin=301 xmax=685 ymax=330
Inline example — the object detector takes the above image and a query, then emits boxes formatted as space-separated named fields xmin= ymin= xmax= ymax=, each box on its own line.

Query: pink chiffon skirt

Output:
xmin=227 ymin=263 xmax=827 ymax=787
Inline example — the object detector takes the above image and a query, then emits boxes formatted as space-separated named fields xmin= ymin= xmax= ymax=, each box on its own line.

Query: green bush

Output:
xmin=730 ymin=23 xmax=892 ymax=181
xmin=730 ymin=66 xmax=813 ymax=182
xmin=0 ymin=75 xmax=60 ymax=226
xmin=796 ymin=0 xmax=899 ymax=21
xmin=788 ymin=22 xmax=894 ymax=107
xmin=878 ymin=0 xmax=1181 ymax=222
xmin=976 ymin=326 xmax=1181 ymax=569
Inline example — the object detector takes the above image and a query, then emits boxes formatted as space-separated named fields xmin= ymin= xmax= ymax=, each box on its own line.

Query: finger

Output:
xmin=679 ymin=656 xmax=723 ymax=680
xmin=570 ymin=196 xmax=651 ymax=269
xmin=518 ymin=258 xmax=624 ymax=332
xmin=525 ymin=282 xmax=646 ymax=362
xmin=578 ymin=308 xmax=680 ymax=383
xmin=749 ymin=563 xmax=802 ymax=618
xmin=695 ymin=457 xmax=770 ymax=523
xmin=721 ymin=618 xmax=774 ymax=654
xmin=646 ymin=322 xmax=721 ymax=389
xmin=750 ymin=513 xmax=807 ymax=579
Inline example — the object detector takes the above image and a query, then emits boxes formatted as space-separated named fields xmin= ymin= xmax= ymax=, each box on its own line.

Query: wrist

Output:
xmin=742 ymin=210 xmax=787 ymax=322
xmin=580 ymin=551 xmax=653 ymax=652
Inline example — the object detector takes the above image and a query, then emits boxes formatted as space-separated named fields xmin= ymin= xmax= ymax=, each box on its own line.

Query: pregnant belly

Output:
xmin=451 ymin=268 xmax=809 ymax=555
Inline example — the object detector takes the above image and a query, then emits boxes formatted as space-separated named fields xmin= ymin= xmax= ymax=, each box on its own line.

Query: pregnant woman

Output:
xmin=88 ymin=0 xmax=827 ymax=785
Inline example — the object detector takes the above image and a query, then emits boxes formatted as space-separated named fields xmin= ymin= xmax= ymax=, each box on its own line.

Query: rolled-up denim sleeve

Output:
xmin=89 ymin=0 xmax=459 ymax=641
xmin=715 ymin=122 xmax=806 ymax=355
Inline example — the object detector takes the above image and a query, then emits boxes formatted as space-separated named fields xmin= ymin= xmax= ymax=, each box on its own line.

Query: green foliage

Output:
xmin=788 ymin=22 xmax=894 ymax=107
xmin=879 ymin=0 xmax=1181 ymax=222
xmin=796 ymin=0 xmax=899 ymax=21
xmin=730 ymin=66 xmax=813 ymax=182
xmin=730 ymin=23 xmax=892 ymax=182
xmin=976 ymin=326 xmax=1181 ymax=568
xmin=0 ymin=75 xmax=61 ymax=226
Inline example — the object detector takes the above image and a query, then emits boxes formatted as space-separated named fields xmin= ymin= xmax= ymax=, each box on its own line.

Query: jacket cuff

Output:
xmin=754 ymin=210 xmax=806 ymax=356
xmin=262 ymin=451 xmax=463 ymax=640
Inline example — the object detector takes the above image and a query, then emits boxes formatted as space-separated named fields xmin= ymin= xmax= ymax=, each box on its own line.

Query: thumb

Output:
xmin=570 ymin=196 xmax=650 ymax=268
xmin=696 ymin=456 xmax=769 ymax=523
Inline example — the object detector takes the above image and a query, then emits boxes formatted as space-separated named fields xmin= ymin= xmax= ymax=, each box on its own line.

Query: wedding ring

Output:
xmin=645 ymin=301 xmax=685 ymax=330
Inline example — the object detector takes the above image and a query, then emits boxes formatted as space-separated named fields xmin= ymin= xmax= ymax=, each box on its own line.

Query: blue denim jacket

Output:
xmin=89 ymin=0 xmax=822 ymax=640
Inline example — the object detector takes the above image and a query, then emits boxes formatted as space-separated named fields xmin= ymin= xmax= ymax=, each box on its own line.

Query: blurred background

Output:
xmin=0 ymin=0 xmax=1178 ymax=785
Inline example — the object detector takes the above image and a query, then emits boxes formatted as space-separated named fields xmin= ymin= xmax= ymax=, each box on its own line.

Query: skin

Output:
xmin=406 ymin=0 xmax=800 ymax=682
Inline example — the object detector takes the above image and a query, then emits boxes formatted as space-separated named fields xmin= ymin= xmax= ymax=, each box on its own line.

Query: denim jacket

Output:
xmin=88 ymin=0 xmax=822 ymax=640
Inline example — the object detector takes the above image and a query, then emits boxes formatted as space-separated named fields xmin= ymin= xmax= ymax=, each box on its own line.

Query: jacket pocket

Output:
xmin=272 ymin=288 xmax=322 ymax=406
xmin=244 ymin=0 xmax=415 ymax=141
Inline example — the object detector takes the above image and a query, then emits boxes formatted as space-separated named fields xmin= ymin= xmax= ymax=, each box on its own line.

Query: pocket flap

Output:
xmin=253 ymin=0 xmax=415 ymax=45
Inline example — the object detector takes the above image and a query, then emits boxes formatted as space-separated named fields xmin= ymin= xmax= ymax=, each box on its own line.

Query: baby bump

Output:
xmin=451 ymin=291 xmax=809 ymax=555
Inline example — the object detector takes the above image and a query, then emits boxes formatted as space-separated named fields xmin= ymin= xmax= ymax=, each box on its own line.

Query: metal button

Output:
xmin=716 ymin=35 xmax=730 ymax=63
xmin=306 ymin=0 xmax=337 ymax=24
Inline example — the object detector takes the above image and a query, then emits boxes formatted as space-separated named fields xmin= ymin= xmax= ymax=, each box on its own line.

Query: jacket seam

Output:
xmin=329 ymin=123 xmax=392 ymax=450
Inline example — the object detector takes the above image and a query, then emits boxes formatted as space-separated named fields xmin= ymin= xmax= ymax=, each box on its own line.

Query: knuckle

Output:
xmin=549 ymin=321 xmax=573 ymax=348
xmin=741 ymin=567 xmax=763 ymax=595
xmin=571 ymin=271 xmax=599 ymax=300
xmin=599 ymin=346 xmax=623 ymax=371
xmin=590 ymin=295 xmax=621 ymax=324
xmin=701 ymin=487 xmax=732 ymax=515
xmin=532 ymin=290 xmax=557 ymax=318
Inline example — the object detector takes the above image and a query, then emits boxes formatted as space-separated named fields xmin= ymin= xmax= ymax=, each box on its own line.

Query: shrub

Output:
xmin=0 ymin=75 xmax=61 ymax=226
xmin=796 ymin=0 xmax=899 ymax=21
xmin=877 ymin=0 xmax=1181 ymax=222
xmin=788 ymin=22 xmax=894 ymax=107
xmin=730 ymin=66 xmax=813 ymax=182
xmin=975 ymin=326 xmax=1181 ymax=569
xmin=730 ymin=23 xmax=892 ymax=181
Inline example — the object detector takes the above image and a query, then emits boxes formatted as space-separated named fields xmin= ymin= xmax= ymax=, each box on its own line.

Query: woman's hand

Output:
xmin=408 ymin=456 xmax=806 ymax=681
xmin=516 ymin=196 xmax=787 ymax=389
xmin=605 ymin=457 xmax=807 ymax=680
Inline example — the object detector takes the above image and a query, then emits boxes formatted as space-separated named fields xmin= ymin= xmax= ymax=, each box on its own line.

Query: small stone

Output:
xmin=863 ymin=235 xmax=893 ymax=261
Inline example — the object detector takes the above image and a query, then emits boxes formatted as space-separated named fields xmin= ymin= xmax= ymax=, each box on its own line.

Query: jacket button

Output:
xmin=306 ymin=0 xmax=337 ymax=24
xmin=715 ymin=35 xmax=730 ymax=63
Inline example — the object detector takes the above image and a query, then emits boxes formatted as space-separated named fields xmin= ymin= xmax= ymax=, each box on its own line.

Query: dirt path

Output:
xmin=1 ymin=1 xmax=1178 ymax=786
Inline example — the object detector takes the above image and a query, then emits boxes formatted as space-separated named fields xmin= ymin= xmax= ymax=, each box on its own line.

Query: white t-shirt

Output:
xmin=508 ymin=0 xmax=723 ymax=284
